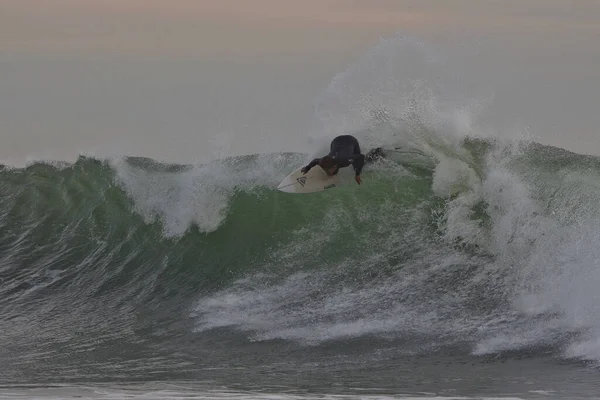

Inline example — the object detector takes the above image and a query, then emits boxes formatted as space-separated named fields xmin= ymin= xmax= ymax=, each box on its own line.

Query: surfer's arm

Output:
xmin=301 ymin=158 xmax=320 ymax=174
xmin=352 ymin=154 xmax=365 ymax=176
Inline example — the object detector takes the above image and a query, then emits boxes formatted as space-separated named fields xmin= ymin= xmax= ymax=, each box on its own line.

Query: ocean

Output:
xmin=2 ymin=36 xmax=600 ymax=399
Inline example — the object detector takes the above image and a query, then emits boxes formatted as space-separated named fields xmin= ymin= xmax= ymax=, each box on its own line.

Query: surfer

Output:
xmin=301 ymin=135 xmax=383 ymax=185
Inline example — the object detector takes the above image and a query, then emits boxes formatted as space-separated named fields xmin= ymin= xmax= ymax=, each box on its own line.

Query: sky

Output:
xmin=2 ymin=1 xmax=600 ymax=165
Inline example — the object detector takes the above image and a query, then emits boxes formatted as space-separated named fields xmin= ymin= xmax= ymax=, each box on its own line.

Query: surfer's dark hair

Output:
xmin=319 ymin=156 xmax=337 ymax=169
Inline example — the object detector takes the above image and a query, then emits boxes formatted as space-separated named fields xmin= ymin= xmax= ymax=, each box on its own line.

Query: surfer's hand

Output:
xmin=355 ymin=175 xmax=362 ymax=185
xmin=301 ymin=167 xmax=307 ymax=174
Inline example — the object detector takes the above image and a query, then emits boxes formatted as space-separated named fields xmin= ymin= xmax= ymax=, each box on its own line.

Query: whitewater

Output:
xmin=2 ymin=36 xmax=600 ymax=399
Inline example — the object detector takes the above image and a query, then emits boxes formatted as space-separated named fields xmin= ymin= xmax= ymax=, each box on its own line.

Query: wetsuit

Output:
xmin=303 ymin=135 xmax=366 ymax=176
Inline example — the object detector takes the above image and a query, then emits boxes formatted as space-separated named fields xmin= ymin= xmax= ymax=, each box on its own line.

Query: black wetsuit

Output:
xmin=303 ymin=135 xmax=366 ymax=176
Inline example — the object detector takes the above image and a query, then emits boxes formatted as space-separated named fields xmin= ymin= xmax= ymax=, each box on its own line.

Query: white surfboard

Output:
xmin=277 ymin=166 xmax=340 ymax=194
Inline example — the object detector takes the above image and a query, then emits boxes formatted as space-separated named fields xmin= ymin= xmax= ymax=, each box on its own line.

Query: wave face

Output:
xmin=2 ymin=36 xmax=600 ymax=395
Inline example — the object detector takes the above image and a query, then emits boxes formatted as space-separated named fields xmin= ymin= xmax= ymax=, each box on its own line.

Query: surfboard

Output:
xmin=277 ymin=166 xmax=340 ymax=194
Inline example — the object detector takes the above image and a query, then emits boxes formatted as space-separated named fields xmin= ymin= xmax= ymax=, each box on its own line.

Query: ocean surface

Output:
xmin=3 ymin=36 xmax=600 ymax=399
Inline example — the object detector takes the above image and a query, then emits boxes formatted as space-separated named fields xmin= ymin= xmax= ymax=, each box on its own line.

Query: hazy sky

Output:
xmin=2 ymin=1 xmax=600 ymax=165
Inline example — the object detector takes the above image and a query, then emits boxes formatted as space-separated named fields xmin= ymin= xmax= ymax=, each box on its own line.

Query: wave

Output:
xmin=2 ymin=131 xmax=600 ymax=368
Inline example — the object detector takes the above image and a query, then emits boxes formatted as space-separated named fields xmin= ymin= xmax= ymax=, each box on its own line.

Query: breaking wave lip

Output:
xmin=111 ymin=152 xmax=306 ymax=237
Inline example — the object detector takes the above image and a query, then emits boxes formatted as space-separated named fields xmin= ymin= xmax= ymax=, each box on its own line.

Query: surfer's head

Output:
xmin=319 ymin=156 xmax=338 ymax=176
